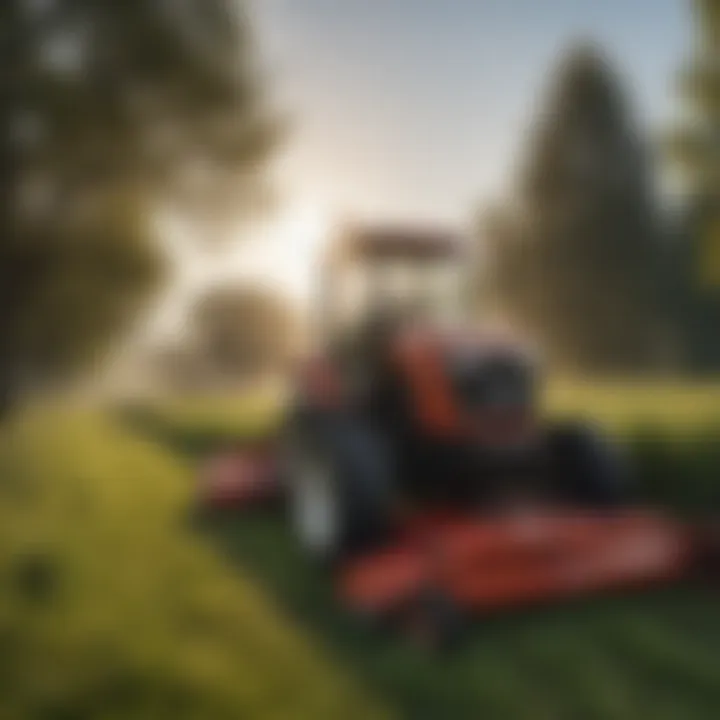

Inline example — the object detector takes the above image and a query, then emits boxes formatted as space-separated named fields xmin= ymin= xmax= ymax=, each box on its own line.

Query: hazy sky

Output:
xmin=253 ymin=0 xmax=691 ymax=226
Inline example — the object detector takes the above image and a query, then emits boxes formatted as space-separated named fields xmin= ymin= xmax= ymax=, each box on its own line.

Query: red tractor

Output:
xmin=285 ymin=225 xmax=626 ymax=560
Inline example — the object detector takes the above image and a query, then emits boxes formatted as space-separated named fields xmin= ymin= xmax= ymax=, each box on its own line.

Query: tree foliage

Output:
xmin=0 ymin=0 xmax=279 ymax=410
xmin=669 ymin=1 xmax=720 ymax=206
xmin=191 ymin=285 xmax=297 ymax=382
xmin=482 ymin=44 xmax=665 ymax=373
xmin=667 ymin=0 xmax=720 ymax=369
xmin=153 ymin=284 xmax=297 ymax=391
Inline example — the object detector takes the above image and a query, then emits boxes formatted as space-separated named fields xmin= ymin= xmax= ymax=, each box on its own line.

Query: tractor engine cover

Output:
xmin=393 ymin=327 xmax=538 ymax=451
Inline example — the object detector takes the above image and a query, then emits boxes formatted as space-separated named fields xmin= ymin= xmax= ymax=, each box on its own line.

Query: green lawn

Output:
xmin=0 ymin=407 xmax=388 ymax=720
xmin=545 ymin=379 xmax=720 ymax=433
xmin=1 ymin=384 xmax=720 ymax=719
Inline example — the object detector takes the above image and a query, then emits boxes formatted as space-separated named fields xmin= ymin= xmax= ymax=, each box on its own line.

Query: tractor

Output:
xmin=284 ymin=225 xmax=626 ymax=563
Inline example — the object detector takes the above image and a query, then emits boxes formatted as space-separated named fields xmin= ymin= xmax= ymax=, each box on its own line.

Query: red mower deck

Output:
xmin=337 ymin=509 xmax=697 ymax=617
xmin=200 ymin=449 xmax=281 ymax=509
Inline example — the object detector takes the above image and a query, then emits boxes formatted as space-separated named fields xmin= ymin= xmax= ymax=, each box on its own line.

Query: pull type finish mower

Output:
xmin=200 ymin=225 xmax=718 ymax=645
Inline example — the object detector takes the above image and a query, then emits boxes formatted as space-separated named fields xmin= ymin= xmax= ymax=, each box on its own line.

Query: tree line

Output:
xmin=1 ymin=0 xmax=280 ymax=409
xmin=2 ymin=0 xmax=719 ymax=410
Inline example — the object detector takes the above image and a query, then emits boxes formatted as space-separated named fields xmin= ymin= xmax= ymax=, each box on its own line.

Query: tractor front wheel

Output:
xmin=287 ymin=416 xmax=394 ymax=563
xmin=545 ymin=421 xmax=630 ymax=508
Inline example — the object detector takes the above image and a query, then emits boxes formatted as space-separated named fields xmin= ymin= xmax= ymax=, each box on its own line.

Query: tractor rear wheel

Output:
xmin=400 ymin=589 xmax=466 ymax=653
xmin=545 ymin=421 xmax=629 ymax=508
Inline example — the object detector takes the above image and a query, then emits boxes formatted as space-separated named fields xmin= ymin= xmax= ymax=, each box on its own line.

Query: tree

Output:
xmin=0 ymin=0 xmax=279 ymax=413
xmin=667 ymin=0 xmax=720 ymax=370
xmin=481 ymin=44 xmax=665 ymax=373
xmin=188 ymin=284 xmax=297 ymax=386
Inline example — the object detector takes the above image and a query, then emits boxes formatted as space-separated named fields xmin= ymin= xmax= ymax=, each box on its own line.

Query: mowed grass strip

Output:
xmin=0 ymin=407 xmax=390 ymax=720
xmin=545 ymin=379 xmax=720 ymax=432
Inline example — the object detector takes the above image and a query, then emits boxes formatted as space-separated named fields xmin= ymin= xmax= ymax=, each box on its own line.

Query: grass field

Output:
xmin=0 ymin=406 xmax=388 ymax=720
xmin=1 ymin=384 xmax=720 ymax=719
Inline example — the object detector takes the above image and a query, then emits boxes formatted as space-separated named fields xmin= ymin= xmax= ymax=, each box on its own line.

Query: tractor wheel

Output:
xmin=287 ymin=417 xmax=393 ymax=563
xmin=545 ymin=421 xmax=629 ymax=508
xmin=400 ymin=589 xmax=466 ymax=653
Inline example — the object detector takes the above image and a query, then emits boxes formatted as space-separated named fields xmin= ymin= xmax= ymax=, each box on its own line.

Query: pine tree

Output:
xmin=668 ymin=0 xmax=720 ymax=370
xmin=483 ymin=44 xmax=664 ymax=373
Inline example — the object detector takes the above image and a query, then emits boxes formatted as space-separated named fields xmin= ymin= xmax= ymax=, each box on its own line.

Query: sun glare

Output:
xmin=224 ymin=200 xmax=334 ymax=304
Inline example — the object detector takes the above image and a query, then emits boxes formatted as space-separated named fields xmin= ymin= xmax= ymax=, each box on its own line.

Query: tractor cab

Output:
xmin=317 ymin=226 xmax=471 ymax=386
xmin=320 ymin=225 xmax=469 ymax=338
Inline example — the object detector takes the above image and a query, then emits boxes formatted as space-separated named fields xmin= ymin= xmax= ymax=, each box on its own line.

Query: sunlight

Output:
xmin=223 ymin=199 xmax=334 ymax=304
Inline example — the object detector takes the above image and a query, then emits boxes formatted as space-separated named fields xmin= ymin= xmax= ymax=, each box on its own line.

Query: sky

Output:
xmin=252 ymin=0 xmax=691 ymax=226
xmin=155 ymin=0 xmax=694 ymax=333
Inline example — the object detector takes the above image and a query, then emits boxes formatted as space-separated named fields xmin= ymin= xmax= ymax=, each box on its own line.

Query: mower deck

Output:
xmin=198 ymin=450 xmax=710 ymax=623
xmin=200 ymin=447 xmax=281 ymax=509
xmin=338 ymin=509 xmax=696 ymax=617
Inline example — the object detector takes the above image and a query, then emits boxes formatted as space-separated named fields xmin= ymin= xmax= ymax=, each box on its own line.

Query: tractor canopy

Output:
xmin=319 ymin=225 xmax=471 ymax=337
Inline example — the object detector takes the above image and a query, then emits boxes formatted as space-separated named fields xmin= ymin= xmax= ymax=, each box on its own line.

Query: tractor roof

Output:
xmin=332 ymin=225 xmax=466 ymax=264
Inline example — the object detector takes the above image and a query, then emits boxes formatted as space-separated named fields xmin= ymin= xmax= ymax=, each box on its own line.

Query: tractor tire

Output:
xmin=400 ymin=589 xmax=466 ymax=654
xmin=545 ymin=421 xmax=629 ymax=508
xmin=286 ymin=415 xmax=393 ymax=563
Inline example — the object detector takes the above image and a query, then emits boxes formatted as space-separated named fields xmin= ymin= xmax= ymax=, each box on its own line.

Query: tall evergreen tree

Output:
xmin=483 ymin=44 xmax=664 ymax=373
xmin=668 ymin=0 xmax=720 ymax=370
xmin=0 ymin=0 xmax=279 ymax=413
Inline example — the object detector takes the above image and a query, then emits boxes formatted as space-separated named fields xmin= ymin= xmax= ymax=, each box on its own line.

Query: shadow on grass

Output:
xmin=626 ymin=426 xmax=720 ymax=515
